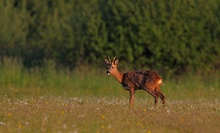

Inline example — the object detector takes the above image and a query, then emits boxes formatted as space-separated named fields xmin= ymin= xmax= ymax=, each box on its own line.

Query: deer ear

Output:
xmin=104 ymin=59 xmax=110 ymax=64
xmin=114 ymin=59 xmax=119 ymax=65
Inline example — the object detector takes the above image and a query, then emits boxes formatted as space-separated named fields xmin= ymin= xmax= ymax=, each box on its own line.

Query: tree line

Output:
xmin=0 ymin=0 xmax=220 ymax=74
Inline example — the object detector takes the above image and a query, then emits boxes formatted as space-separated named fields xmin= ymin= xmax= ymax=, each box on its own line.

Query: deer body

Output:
xmin=105 ymin=56 xmax=165 ymax=107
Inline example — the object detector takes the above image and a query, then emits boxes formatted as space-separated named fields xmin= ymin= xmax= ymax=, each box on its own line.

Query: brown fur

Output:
xmin=105 ymin=56 xmax=165 ymax=107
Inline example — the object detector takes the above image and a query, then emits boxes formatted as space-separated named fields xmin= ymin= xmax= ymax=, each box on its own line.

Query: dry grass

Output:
xmin=0 ymin=95 xmax=219 ymax=133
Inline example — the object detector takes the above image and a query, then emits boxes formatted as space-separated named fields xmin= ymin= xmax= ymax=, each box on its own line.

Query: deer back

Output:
xmin=121 ymin=70 xmax=162 ymax=90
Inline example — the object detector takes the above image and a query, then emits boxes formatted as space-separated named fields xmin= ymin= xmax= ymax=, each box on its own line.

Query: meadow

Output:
xmin=0 ymin=59 xmax=220 ymax=133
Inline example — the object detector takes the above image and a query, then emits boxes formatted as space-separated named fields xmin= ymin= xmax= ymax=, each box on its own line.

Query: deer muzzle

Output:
xmin=107 ymin=70 xmax=111 ymax=75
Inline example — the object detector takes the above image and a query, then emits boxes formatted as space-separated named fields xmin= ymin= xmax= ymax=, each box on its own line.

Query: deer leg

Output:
xmin=129 ymin=88 xmax=135 ymax=107
xmin=152 ymin=91 xmax=158 ymax=105
xmin=155 ymin=86 xmax=165 ymax=104
xmin=146 ymin=89 xmax=158 ymax=105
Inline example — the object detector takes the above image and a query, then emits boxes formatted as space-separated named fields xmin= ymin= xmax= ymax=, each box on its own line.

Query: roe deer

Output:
xmin=105 ymin=56 xmax=165 ymax=107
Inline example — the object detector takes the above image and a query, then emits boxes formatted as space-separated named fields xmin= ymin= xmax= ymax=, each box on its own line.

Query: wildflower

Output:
xmin=107 ymin=124 xmax=112 ymax=129
xmin=63 ymin=123 xmax=67 ymax=129
xmin=18 ymin=123 xmax=23 ymax=128
xmin=167 ymin=109 xmax=170 ymax=115
xmin=101 ymin=115 xmax=105 ymax=119
xmin=101 ymin=125 xmax=105 ymax=129
xmin=8 ymin=113 xmax=12 ymax=117
xmin=137 ymin=121 xmax=144 ymax=128
xmin=0 ymin=122 xmax=6 ymax=125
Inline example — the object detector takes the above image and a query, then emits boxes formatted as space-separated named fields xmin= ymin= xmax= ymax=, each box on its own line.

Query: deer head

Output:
xmin=104 ymin=56 xmax=119 ymax=75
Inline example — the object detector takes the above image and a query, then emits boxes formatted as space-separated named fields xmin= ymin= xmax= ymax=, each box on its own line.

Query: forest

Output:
xmin=0 ymin=0 xmax=220 ymax=75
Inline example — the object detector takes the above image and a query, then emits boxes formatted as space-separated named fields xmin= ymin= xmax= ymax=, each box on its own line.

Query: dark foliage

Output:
xmin=0 ymin=0 xmax=220 ymax=74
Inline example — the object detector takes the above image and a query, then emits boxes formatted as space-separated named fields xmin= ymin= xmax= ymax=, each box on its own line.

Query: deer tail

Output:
xmin=157 ymin=79 xmax=162 ymax=85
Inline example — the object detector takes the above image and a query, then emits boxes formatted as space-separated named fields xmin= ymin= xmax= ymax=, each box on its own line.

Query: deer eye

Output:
xmin=111 ymin=66 xmax=114 ymax=69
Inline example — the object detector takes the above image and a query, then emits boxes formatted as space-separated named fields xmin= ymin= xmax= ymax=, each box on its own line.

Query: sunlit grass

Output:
xmin=0 ymin=58 xmax=220 ymax=132
xmin=0 ymin=96 xmax=219 ymax=133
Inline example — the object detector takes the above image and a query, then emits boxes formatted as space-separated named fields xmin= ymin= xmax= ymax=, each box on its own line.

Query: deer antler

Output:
xmin=106 ymin=56 xmax=117 ymax=64
xmin=107 ymin=56 xmax=111 ymax=63
xmin=113 ymin=56 xmax=117 ymax=62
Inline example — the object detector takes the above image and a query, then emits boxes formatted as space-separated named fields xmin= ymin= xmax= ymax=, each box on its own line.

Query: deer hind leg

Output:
xmin=145 ymin=88 xmax=158 ymax=105
xmin=155 ymin=86 xmax=165 ymax=104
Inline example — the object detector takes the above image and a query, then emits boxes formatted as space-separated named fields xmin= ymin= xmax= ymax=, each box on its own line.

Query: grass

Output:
xmin=0 ymin=58 xmax=220 ymax=133
xmin=0 ymin=96 xmax=219 ymax=133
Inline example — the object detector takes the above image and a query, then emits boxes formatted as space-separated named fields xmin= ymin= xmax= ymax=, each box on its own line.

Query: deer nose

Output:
xmin=107 ymin=70 xmax=110 ymax=75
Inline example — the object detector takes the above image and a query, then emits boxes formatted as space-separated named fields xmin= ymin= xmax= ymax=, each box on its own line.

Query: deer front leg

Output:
xmin=129 ymin=88 xmax=135 ymax=107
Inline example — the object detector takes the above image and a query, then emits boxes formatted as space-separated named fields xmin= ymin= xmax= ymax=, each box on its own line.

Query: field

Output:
xmin=0 ymin=59 xmax=220 ymax=133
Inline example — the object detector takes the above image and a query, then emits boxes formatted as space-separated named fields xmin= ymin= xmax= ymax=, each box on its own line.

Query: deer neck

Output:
xmin=112 ymin=69 xmax=124 ymax=83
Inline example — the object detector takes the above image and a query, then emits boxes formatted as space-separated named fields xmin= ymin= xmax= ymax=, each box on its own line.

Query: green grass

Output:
xmin=0 ymin=59 xmax=123 ymax=98
xmin=0 ymin=58 xmax=220 ymax=133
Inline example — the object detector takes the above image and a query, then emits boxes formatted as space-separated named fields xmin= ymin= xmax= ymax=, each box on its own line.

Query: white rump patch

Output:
xmin=158 ymin=79 xmax=162 ymax=84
